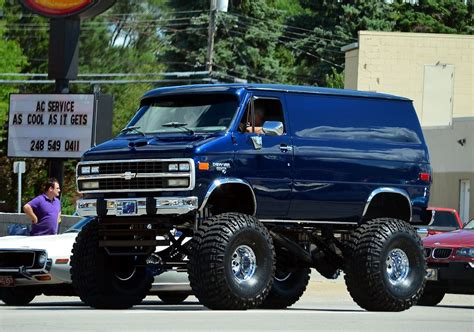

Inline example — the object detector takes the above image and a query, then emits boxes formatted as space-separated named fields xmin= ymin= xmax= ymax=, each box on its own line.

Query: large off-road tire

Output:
xmin=0 ymin=287 xmax=37 ymax=305
xmin=70 ymin=218 xmax=153 ymax=309
xmin=417 ymin=285 xmax=445 ymax=306
xmin=158 ymin=293 xmax=189 ymax=304
xmin=188 ymin=213 xmax=275 ymax=310
xmin=260 ymin=266 xmax=310 ymax=309
xmin=344 ymin=218 xmax=426 ymax=311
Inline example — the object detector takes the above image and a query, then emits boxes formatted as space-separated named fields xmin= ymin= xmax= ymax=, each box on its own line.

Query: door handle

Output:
xmin=280 ymin=144 xmax=293 ymax=152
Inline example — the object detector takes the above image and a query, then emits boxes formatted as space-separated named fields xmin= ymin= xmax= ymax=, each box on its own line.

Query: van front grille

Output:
xmin=77 ymin=159 xmax=194 ymax=193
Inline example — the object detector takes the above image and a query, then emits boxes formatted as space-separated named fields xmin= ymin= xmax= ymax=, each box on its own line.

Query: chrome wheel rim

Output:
xmin=231 ymin=245 xmax=257 ymax=282
xmin=386 ymin=248 xmax=410 ymax=286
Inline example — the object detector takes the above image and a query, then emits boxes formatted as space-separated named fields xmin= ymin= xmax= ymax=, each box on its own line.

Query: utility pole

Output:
xmin=205 ymin=0 xmax=229 ymax=74
xmin=206 ymin=0 xmax=217 ymax=73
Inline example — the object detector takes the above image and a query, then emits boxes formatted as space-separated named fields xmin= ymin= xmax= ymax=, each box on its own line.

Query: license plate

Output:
xmin=0 ymin=276 xmax=15 ymax=287
xmin=117 ymin=200 xmax=137 ymax=215
xmin=426 ymin=268 xmax=438 ymax=281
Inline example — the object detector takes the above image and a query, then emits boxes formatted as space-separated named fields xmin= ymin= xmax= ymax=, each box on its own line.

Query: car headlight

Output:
xmin=168 ymin=163 xmax=179 ymax=171
xmin=179 ymin=163 xmax=190 ymax=171
xmin=455 ymin=248 xmax=474 ymax=258
xmin=37 ymin=252 xmax=48 ymax=266
xmin=82 ymin=181 xmax=99 ymax=189
xmin=81 ymin=166 xmax=91 ymax=174
xmin=167 ymin=178 xmax=189 ymax=187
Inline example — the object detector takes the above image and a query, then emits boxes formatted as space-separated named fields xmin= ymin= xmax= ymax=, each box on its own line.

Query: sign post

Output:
xmin=13 ymin=161 xmax=26 ymax=213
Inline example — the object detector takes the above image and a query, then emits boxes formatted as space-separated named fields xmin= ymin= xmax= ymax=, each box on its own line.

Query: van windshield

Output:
xmin=130 ymin=94 xmax=239 ymax=134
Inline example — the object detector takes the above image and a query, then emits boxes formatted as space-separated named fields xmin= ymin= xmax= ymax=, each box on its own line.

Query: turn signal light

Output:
xmin=198 ymin=162 xmax=209 ymax=170
xmin=34 ymin=275 xmax=52 ymax=281
xmin=55 ymin=258 xmax=69 ymax=264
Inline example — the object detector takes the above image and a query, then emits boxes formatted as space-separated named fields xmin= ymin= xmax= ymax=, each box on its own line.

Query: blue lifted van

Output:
xmin=72 ymin=84 xmax=432 ymax=312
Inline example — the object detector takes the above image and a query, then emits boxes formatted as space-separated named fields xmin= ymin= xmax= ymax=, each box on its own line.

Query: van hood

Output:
xmin=82 ymin=133 xmax=220 ymax=160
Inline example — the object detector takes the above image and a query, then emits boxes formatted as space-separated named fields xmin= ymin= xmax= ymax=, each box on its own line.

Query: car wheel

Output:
xmin=188 ymin=213 xmax=275 ymax=310
xmin=0 ymin=287 xmax=37 ymax=306
xmin=344 ymin=218 xmax=426 ymax=311
xmin=259 ymin=266 xmax=310 ymax=309
xmin=158 ymin=293 xmax=189 ymax=304
xmin=417 ymin=286 xmax=445 ymax=306
xmin=70 ymin=218 xmax=153 ymax=309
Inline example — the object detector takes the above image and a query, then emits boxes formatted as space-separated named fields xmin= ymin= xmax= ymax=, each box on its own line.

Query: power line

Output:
xmin=0 ymin=71 xmax=210 ymax=78
xmin=222 ymin=28 xmax=344 ymax=69
xmin=0 ymin=78 xmax=213 ymax=85
xmin=224 ymin=12 xmax=357 ymax=45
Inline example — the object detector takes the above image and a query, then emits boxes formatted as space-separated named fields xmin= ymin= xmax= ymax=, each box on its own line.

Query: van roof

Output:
xmin=141 ymin=83 xmax=411 ymax=102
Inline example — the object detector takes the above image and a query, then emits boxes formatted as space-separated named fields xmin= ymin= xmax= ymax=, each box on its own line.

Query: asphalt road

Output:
xmin=1 ymin=275 xmax=473 ymax=332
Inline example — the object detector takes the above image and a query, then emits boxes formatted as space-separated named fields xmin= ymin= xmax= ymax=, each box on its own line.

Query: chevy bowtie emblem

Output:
xmin=122 ymin=171 xmax=136 ymax=180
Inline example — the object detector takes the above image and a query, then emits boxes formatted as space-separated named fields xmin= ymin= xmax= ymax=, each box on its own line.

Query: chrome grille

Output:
xmin=0 ymin=251 xmax=35 ymax=268
xmin=100 ymin=161 xmax=165 ymax=174
xmin=97 ymin=177 xmax=165 ymax=190
xmin=77 ymin=159 xmax=195 ymax=193
xmin=432 ymin=248 xmax=452 ymax=259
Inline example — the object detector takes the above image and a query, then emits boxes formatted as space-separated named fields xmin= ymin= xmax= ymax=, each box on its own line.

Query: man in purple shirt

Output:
xmin=23 ymin=178 xmax=61 ymax=236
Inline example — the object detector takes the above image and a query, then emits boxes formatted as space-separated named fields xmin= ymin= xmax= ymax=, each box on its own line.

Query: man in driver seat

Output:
xmin=246 ymin=106 xmax=265 ymax=134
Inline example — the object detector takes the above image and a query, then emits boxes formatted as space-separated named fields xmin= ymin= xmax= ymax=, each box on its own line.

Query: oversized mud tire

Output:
xmin=260 ymin=267 xmax=310 ymax=309
xmin=158 ymin=293 xmax=189 ymax=304
xmin=70 ymin=218 xmax=153 ymax=309
xmin=0 ymin=287 xmax=37 ymax=305
xmin=417 ymin=285 xmax=445 ymax=306
xmin=188 ymin=213 xmax=275 ymax=310
xmin=344 ymin=218 xmax=426 ymax=311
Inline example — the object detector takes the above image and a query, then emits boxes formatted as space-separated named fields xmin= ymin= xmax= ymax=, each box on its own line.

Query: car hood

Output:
xmin=0 ymin=233 xmax=77 ymax=257
xmin=423 ymin=230 xmax=474 ymax=247
xmin=82 ymin=133 xmax=220 ymax=160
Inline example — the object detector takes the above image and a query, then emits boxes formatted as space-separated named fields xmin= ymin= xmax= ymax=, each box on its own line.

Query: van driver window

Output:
xmin=238 ymin=98 xmax=285 ymax=134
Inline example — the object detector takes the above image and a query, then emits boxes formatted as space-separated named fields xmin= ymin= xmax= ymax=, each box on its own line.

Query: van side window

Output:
xmin=238 ymin=98 xmax=286 ymax=134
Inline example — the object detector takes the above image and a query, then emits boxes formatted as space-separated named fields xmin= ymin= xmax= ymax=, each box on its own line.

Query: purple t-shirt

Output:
xmin=28 ymin=194 xmax=61 ymax=236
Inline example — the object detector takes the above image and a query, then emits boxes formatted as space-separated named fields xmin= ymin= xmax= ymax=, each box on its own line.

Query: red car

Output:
xmin=418 ymin=219 xmax=474 ymax=306
xmin=417 ymin=207 xmax=464 ymax=238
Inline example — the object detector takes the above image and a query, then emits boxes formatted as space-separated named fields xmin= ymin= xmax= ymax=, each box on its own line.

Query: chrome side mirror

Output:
xmin=262 ymin=121 xmax=284 ymax=136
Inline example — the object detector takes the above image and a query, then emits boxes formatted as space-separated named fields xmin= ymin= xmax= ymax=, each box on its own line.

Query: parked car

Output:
xmin=0 ymin=217 xmax=191 ymax=306
xmin=417 ymin=207 xmax=464 ymax=238
xmin=418 ymin=218 xmax=474 ymax=306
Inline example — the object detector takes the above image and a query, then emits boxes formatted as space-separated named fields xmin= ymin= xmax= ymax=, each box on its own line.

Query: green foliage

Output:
xmin=390 ymin=0 xmax=473 ymax=34
xmin=325 ymin=68 xmax=345 ymax=89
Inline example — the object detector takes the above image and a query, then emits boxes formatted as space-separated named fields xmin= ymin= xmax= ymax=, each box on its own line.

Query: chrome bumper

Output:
xmin=77 ymin=196 xmax=199 ymax=217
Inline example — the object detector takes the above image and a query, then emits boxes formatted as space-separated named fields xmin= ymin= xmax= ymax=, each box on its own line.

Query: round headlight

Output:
xmin=37 ymin=252 xmax=48 ymax=266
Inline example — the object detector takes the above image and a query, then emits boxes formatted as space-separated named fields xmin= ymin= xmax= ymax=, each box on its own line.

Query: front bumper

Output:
xmin=77 ymin=196 xmax=198 ymax=217
xmin=425 ymin=262 xmax=474 ymax=294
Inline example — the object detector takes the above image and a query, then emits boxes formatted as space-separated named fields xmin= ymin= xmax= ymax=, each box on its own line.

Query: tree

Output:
xmin=0 ymin=0 xmax=167 ymax=213
xmin=390 ymin=0 xmax=473 ymax=34
xmin=0 ymin=0 xmax=28 ymax=211
xmin=161 ymin=0 xmax=297 ymax=83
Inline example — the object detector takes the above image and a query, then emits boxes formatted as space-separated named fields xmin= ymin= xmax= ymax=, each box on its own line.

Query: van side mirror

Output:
xmin=262 ymin=121 xmax=284 ymax=136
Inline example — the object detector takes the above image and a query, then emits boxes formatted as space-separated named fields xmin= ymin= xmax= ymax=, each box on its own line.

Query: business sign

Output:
xmin=8 ymin=94 xmax=95 ymax=158
xmin=18 ymin=0 xmax=116 ymax=18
